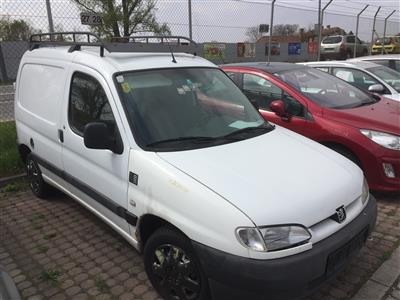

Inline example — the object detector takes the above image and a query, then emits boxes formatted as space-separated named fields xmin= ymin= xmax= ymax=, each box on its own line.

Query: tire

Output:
xmin=144 ymin=227 xmax=210 ymax=300
xmin=26 ymin=154 xmax=52 ymax=198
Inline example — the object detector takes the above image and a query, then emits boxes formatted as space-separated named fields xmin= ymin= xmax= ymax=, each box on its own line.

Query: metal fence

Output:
xmin=0 ymin=0 xmax=399 ymax=110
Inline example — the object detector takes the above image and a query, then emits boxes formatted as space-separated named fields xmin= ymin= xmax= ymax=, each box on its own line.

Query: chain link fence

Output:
xmin=0 ymin=0 xmax=399 ymax=177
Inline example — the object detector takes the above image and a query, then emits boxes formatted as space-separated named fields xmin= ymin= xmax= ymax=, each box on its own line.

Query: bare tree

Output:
xmin=273 ymin=24 xmax=299 ymax=36
xmin=71 ymin=0 xmax=170 ymax=38
xmin=245 ymin=26 xmax=263 ymax=42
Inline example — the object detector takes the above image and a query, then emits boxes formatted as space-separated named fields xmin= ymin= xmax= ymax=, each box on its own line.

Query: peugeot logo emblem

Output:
xmin=335 ymin=206 xmax=347 ymax=223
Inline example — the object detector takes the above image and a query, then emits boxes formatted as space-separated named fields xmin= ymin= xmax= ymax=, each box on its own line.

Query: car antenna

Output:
xmin=162 ymin=35 xmax=177 ymax=63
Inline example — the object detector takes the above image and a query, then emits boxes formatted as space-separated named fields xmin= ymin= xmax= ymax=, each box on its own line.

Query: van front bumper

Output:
xmin=192 ymin=195 xmax=377 ymax=300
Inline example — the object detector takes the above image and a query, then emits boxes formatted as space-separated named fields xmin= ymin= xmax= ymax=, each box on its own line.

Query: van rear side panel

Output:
xmin=15 ymin=61 xmax=67 ymax=171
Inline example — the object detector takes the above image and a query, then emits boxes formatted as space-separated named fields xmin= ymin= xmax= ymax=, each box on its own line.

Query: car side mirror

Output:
xmin=84 ymin=122 xmax=122 ymax=154
xmin=270 ymin=100 xmax=289 ymax=119
xmin=368 ymin=84 xmax=385 ymax=94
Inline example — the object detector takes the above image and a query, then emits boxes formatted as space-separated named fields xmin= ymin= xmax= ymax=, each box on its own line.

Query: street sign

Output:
xmin=80 ymin=12 xmax=102 ymax=25
xmin=259 ymin=24 xmax=269 ymax=33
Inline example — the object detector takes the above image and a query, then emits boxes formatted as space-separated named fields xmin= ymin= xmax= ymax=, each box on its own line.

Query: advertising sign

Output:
xmin=203 ymin=43 xmax=226 ymax=60
xmin=288 ymin=42 xmax=301 ymax=55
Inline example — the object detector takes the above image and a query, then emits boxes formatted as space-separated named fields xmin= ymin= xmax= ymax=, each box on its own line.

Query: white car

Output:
xmin=15 ymin=32 xmax=376 ymax=300
xmin=347 ymin=54 xmax=400 ymax=73
xmin=301 ymin=61 xmax=400 ymax=102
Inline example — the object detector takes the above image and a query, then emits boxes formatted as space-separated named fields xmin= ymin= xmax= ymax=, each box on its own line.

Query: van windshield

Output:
xmin=115 ymin=68 xmax=272 ymax=151
xmin=275 ymin=67 xmax=376 ymax=109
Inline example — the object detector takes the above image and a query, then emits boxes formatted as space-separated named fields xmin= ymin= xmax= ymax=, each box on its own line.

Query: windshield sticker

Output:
xmin=121 ymin=82 xmax=131 ymax=93
xmin=177 ymin=88 xmax=185 ymax=95
xmin=229 ymin=120 xmax=263 ymax=129
xmin=116 ymin=75 xmax=124 ymax=83
xmin=182 ymin=85 xmax=191 ymax=92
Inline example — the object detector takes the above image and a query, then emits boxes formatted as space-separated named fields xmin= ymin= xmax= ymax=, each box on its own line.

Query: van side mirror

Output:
xmin=270 ymin=100 xmax=289 ymax=119
xmin=368 ymin=84 xmax=385 ymax=94
xmin=84 ymin=122 xmax=122 ymax=154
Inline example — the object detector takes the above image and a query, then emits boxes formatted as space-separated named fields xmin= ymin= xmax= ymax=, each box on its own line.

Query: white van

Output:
xmin=15 ymin=33 xmax=377 ymax=300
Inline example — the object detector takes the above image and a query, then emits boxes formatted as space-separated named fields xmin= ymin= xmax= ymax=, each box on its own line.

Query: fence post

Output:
xmin=317 ymin=0 xmax=321 ymax=61
xmin=267 ymin=0 xmax=276 ymax=64
xmin=370 ymin=6 xmax=381 ymax=55
xmin=45 ymin=0 xmax=55 ymax=33
xmin=382 ymin=10 xmax=396 ymax=54
xmin=354 ymin=5 xmax=369 ymax=58
xmin=188 ymin=0 xmax=192 ymax=40
xmin=317 ymin=0 xmax=333 ymax=61
xmin=0 ymin=44 xmax=9 ymax=82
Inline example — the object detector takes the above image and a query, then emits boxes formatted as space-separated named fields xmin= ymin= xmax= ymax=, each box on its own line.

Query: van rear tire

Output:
xmin=26 ymin=154 xmax=52 ymax=198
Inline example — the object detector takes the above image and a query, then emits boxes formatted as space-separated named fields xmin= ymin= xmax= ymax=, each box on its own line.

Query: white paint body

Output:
xmin=15 ymin=47 xmax=367 ymax=260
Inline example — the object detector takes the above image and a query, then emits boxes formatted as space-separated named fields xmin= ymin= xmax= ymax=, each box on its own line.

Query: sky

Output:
xmin=1 ymin=0 xmax=399 ymax=42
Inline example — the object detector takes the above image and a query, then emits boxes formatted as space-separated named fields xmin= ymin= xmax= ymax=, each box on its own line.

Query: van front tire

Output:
xmin=144 ymin=227 xmax=210 ymax=300
xmin=26 ymin=154 xmax=52 ymax=198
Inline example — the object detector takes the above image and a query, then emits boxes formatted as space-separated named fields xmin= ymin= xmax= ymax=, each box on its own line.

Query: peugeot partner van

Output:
xmin=15 ymin=33 xmax=377 ymax=300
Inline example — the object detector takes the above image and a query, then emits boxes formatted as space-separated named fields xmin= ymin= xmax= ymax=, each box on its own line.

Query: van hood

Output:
xmin=324 ymin=97 xmax=400 ymax=135
xmin=157 ymin=127 xmax=363 ymax=227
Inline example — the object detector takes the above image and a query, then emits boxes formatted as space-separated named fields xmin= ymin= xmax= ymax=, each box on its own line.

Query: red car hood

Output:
xmin=323 ymin=97 xmax=400 ymax=135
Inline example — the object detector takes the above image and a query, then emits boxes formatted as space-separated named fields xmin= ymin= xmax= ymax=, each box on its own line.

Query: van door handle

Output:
xmin=58 ymin=130 xmax=64 ymax=143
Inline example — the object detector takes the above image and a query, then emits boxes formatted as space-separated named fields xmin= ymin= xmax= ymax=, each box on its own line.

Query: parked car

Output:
xmin=222 ymin=62 xmax=400 ymax=193
xmin=320 ymin=35 xmax=368 ymax=60
xmin=302 ymin=61 xmax=400 ymax=102
xmin=16 ymin=33 xmax=377 ymax=300
xmin=371 ymin=36 xmax=400 ymax=54
xmin=348 ymin=54 xmax=400 ymax=72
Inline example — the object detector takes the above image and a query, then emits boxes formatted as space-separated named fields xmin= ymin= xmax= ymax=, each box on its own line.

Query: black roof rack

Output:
xmin=29 ymin=32 xmax=197 ymax=57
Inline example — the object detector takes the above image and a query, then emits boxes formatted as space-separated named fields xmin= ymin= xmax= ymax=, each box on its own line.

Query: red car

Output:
xmin=222 ymin=63 xmax=400 ymax=193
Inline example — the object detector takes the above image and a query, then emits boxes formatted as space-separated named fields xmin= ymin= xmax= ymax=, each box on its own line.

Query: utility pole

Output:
xmin=316 ymin=0 xmax=322 ymax=61
xmin=267 ymin=0 xmax=276 ymax=64
xmin=354 ymin=5 xmax=369 ymax=58
xmin=45 ymin=0 xmax=55 ymax=33
xmin=188 ymin=0 xmax=192 ymax=40
xmin=317 ymin=0 xmax=333 ymax=61
xmin=382 ymin=10 xmax=396 ymax=54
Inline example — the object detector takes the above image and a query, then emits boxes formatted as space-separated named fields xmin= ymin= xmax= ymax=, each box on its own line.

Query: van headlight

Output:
xmin=236 ymin=225 xmax=311 ymax=252
xmin=360 ymin=130 xmax=400 ymax=150
xmin=361 ymin=177 xmax=369 ymax=205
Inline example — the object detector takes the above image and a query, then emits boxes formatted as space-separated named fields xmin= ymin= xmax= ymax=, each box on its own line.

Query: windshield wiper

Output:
xmin=222 ymin=123 xmax=275 ymax=139
xmin=146 ymin=136 xmax=219 ymax=147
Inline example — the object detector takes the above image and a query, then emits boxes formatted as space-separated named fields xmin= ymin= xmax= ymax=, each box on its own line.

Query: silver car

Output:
xmin=320 ymin=35 xmax=368 ymax=60
xmin=301 ymin=61 xmax=400 ymax=102
xmin=348 ymin=54 xmax=400 ymax=72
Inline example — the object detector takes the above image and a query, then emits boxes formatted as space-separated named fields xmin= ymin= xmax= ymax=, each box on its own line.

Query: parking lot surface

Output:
xmin=1 ymin=189 xmax=399 ymax=300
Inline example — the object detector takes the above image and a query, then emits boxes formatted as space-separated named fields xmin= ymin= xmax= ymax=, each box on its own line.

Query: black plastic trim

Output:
xmin=192 ymin=196 xmax=377 ymax=300
xmin=33 ymin=154 xmax=137 ymax=226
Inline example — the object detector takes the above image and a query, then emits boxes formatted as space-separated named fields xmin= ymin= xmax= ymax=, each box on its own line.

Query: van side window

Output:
xmin=69 ymin=72 xmax=116 ymax=136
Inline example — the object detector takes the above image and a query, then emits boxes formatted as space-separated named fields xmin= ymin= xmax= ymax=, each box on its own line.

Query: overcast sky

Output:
xmin=1 ymin=0 xmax=399 ymax=42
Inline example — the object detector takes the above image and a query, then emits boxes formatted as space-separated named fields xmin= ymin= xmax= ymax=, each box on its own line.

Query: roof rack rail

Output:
xmin=29 ymin=32 xmax=197 ymax=57
xmin=107 ymin=35 xmax=198 ymax=55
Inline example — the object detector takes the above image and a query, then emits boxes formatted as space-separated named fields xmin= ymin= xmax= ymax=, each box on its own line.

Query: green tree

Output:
xmin=72 ymin=0 xmax=170 ymax=38
xmin=0 ymin=17 xmax=37 ymax=41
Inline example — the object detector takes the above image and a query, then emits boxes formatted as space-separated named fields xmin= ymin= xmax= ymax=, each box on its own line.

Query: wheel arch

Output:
xmin=18 ymin=144 xmax=31 ymax=164
xmin=320 ymin=141 xmax=362 ymax=168
xmin=137 ymin=214 xmax=188 ymax=251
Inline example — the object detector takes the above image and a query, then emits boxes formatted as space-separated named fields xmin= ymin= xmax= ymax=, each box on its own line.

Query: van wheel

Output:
xmin=26 ymin=154 xmax=51 ymax=198
xmin=144 ymin=227 xmax=210 ymax=300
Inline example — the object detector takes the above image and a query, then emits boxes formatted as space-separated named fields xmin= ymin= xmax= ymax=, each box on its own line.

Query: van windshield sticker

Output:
xmin=121 ymin=82 xmax=131 ymax=93
xmin=116 ymin=75 xmax=124 ymax=83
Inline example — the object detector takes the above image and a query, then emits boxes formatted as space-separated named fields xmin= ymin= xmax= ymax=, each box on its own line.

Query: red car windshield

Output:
xmin=275 ymin=67 xmax=375 ymax=109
